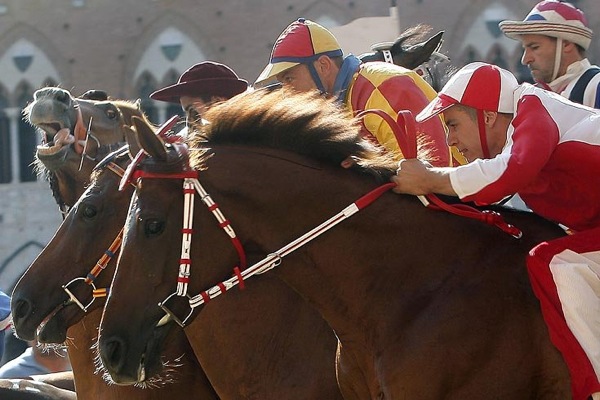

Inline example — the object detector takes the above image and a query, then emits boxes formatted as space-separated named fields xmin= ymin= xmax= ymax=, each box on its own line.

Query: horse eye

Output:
xmin=81 ymin=205 xmax=97 ymax=219
xmin=105 ymin=108 xmax=118 ymax=120
xmin=144 ymin=219 xmax=164 ymax=237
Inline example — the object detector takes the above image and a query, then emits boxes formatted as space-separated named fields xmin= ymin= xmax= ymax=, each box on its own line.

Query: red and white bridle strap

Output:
xmin=131 ymin=170 xmax=247 ymax=299
xmin=186 ymin=182 xmax=396 ymax=310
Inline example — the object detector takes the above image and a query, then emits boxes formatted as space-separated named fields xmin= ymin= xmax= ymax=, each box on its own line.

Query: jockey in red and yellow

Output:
xmin=255 ymin=18 xmax=456 ymax=167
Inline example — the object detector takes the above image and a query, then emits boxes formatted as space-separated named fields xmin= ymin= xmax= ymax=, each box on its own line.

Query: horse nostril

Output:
xmin=101 ymin=337 xmax=128 ymax=372
xmin=12 ymin=298 xmax=32 ymax=327
xmin=54 ymin=88 xmax=72 ymax=106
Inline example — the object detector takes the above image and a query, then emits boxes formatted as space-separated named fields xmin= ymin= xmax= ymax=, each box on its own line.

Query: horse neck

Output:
xmin=200 ymin=147 xmax=438 ymax=341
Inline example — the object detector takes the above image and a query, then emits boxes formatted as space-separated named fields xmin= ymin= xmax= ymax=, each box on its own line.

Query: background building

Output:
xmin=0 ymin=0 xmax=598 ymax=291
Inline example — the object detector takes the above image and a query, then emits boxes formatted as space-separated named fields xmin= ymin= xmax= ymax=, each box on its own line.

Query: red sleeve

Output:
xmin=462 ymin=95 xmax=559 ymax=204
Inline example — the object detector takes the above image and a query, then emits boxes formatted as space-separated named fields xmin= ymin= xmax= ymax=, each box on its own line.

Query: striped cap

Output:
xmin=255 ymin=18 xmax=343 ymax=85
xmin=499 ymin=1 xmax=592 ymax=50
xmin=416 ymin=62 xmax=518 ymax=122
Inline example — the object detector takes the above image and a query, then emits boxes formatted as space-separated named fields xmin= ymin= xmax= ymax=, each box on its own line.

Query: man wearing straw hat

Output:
xmin=499 ymin=0 xmax=600 ymax=108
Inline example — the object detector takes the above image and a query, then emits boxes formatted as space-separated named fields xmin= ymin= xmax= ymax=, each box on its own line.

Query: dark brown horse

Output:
xmin=358 ymin=24 xmax=452 ymax=91
xmin=15 ymin=89 xmax=217 ymax=399
xmin=99 ymin=89 xmax=571 ymax=399
xmin=12 ymin=125 xmax=342 ymax=398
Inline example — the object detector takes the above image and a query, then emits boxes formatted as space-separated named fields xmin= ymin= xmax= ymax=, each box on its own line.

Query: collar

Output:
xmin=332 ymin=55 xmax=361 ymax=103
xmin=548 ymin=59 xmax=591 ymax=92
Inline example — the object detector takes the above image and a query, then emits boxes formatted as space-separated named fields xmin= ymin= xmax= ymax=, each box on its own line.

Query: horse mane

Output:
xmin=188 ymin=89 xmax=397 ymax=181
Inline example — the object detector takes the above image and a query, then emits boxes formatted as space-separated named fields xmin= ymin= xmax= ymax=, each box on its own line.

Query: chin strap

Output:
xmin=477 ymin=109 xmax=491 ymax=159
xmin=551 ymin=38 xmax=563 ymax=82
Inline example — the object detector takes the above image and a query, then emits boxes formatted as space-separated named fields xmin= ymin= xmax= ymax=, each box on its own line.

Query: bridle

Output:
xmin=60 ymin=116 xmax=181 ymax=312
xmin=61 ymin=150 xmax=131 ymax=312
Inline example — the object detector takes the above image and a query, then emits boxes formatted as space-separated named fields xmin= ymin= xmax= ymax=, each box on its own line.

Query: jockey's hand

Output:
xmin=391 ymin=159 xmax=456 ymax=196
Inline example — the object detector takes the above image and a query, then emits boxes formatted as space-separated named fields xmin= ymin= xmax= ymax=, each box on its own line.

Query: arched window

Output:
xmin=15 ymin=82 xmax=36 ymax=182
xmin=163 ymin=69 xmax=184 ymax=120
xmin=0 ymin=90 xmax=10 ymax=183
xmin=136 ymin=72 xmax=158 ymax=124
xmin=488 ymin=45 xmax=508 ymax=70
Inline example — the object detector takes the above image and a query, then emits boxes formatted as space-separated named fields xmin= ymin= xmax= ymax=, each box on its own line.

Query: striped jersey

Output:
xmin=449 ymin=83 xmax=600 ymax=231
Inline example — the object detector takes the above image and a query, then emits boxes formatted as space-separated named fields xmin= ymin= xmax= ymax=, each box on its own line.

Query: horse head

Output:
xmin=23 ymin=87 xmax=149 ymax=209
xmin=11 ymin=143 xmax=135 ymax=344
xmin=359 ymin=25 xmax=454 ymax=91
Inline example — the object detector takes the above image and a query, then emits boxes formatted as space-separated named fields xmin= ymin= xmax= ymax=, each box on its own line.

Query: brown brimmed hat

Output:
xmin=150 ymin=61 xmax=248 ymax=104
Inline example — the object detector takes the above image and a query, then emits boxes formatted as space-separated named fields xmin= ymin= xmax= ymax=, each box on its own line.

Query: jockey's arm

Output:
xmin=391 ymin=158 xmax=456 ymax=196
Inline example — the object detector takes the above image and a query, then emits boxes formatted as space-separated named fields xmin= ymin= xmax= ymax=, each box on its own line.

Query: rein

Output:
xmin=355 ymin=109 xmax=522 ymax=238
xmin=137 ymin=109 xmax=519 ymax=328
xmin=63 ymin=117 xmax=182 ymax=312
xmin=61 ymin=161 xmax=129 ymax=312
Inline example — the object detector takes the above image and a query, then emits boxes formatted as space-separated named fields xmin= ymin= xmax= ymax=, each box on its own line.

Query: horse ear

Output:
xmin=123 ymin=125 xmax=142 ymax=159
xmin=132 ymin=116 xmax=167 ymax=161
xmin=391 ymin=30 xmax=444 ymax=70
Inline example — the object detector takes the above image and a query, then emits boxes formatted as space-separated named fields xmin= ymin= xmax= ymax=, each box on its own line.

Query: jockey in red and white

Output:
xmin=392 ymin=62 xmax=600 ymax=400
xmin=500 ymin=0 xmax=600 ymax=108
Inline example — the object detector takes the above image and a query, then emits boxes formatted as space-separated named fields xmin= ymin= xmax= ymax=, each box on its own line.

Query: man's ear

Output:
xmin=483 ymin=110 xmax=498 ymax=126
xmin=316 ymin=55 xmax=335 ymax=74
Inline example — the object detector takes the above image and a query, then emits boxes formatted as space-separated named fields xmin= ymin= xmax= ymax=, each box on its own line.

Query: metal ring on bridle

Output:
xmin=62 ymin=277 xmax=97 ymax=312
xmin=157 ymin=291 xmax=195 ymax=328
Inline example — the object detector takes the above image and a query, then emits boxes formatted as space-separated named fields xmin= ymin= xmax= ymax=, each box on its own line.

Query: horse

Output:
xmin=12 ymin=124 xmax=343 ymax=398
xmin=358 ymin=24 xmax=453 ymax=91
xmin=23 ymin=87 xmax=148 ymax=211
xmin=14 ymin=89 xmax=218 ymax=399
xmin=98 ymin=89 xmax=571 ymax=399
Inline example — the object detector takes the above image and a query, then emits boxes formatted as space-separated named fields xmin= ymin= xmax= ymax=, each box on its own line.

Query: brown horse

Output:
xmin=99 ymin=89 xmax=571 ymax=399
xmin=12 ymin=127 xmax=342 ymax=398
xmin=15 ymin=89 xmax=217 ymax=399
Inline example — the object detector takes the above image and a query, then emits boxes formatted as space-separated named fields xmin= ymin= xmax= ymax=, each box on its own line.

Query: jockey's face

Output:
xmin=276 ymin=64 xmax=319 ymax=93
xmin=180 ymin=96 xmax=209 ymax=129
xmin=443 ymin=106 xmax=484 ymax=162
xmin=520 ymin=34 xmax=557 ymax=83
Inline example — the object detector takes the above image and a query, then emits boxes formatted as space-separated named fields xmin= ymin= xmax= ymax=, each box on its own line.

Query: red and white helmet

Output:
xmin=416 ymin=62 xmax=518 ymax=123
xmin=499 ymin=0 xmax=592 ymax=50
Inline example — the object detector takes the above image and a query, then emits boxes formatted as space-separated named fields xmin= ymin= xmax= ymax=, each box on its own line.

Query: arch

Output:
xmin=14 ymin=81 xmax=36 ymax=182
xmin=135 ymin=71 xmax=159 ymax=124
xmin=0 ymin=23 xmax=66 ymax=98
xmin=0 ymin=240 xmax=45 ymax=293
xmin=0 ymin=86 xmax=10 ymax=183
xmin=122 ymin=11 xmax=213 ymax=98
xmin=448 ymin=1 xmax=525 ymax=71
xmin=297 ymin=0 xmax=351 ymax=26
xmin=459 ymin=45 xmax=483 ymax=66
xmin=486 ymin=43 xmax=509 ymax=69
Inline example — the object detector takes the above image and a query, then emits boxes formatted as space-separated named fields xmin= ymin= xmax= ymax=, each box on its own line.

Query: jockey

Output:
xmin=391 ymin=61 xmax=600 ymax=400
xmin=254 ymin=18 xmax=453 ymax=167
xmin=150 ymin=61 xmax=248 ymax=131
xmin=499 ymin=0 xmax=600 ymax=108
